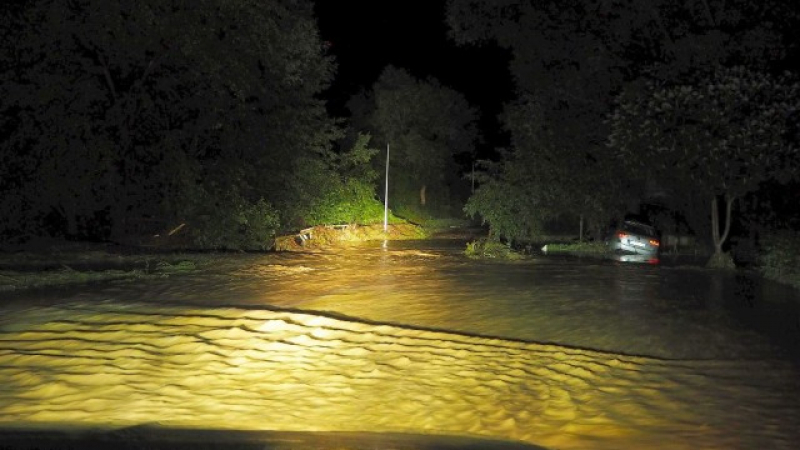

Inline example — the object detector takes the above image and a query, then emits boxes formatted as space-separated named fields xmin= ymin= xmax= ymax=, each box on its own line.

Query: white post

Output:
xmin=384 ymin=143 xmax=389 ymax=232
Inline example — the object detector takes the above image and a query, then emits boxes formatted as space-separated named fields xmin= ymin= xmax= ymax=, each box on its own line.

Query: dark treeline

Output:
xmin=3 ymin=0 xmax=800 ymax=262
xmin=1 ymin=0 xmax=339 ymax=249
xmin=448 ymin=0 xmax=800 ymax=266
xmin=0 ymin=0 xmax=478 ymax=249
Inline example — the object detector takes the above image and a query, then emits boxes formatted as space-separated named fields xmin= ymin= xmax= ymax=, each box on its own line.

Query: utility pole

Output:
xmin=384 ymin=144 xmax=389 ymax=232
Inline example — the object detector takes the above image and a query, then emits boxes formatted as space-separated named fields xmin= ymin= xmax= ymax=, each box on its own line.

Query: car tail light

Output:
xmin=649 ymin=239 xmax=660 ymax=247
xmin=617 ymin=232 xmax=628 ymax=239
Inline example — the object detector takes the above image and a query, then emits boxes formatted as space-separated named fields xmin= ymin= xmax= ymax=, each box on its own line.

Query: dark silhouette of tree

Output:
xmin=1 ymin=0 xmax=339 ymax=246
xmin=609 ymin=66 xmax=800 ymax=266
xmin=446 ymin=0 xmax=800 ymax=239
xmin=464 ymin=97 xmax=630 ymax=243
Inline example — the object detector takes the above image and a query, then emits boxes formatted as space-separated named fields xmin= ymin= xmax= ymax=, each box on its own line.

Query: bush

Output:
xmin=464 ymin=177 xmax=545 ymax=244
xmin=189 ymin=191 xmax=280 ymax=251
xmin=757 ymin=230 xmax=800 ymax=289
xmin=286 ymin=133 xmax=386 ymax=228
xmin=544 ymin=242 xmax=608 ymax=254
xmin=303 ymin=179 xmax=386 ymax=226
xmin=465 ymin=238 xmax=523 ymax=260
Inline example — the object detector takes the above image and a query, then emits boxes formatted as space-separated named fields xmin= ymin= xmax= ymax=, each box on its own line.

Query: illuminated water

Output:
xmin=1 ymin=239 xmax=799 ymax=449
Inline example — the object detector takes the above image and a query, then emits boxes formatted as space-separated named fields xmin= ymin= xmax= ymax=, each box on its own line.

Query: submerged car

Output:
xmin=606 ymin=219 xmax=660 ymax=255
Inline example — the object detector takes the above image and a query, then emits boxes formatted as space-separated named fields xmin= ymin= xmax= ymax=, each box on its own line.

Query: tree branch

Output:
xmin=698 ymin=0 xmax=717 ymax=27
xmin=137 ymin=50 xmax=167 ymax=90
xmin=96 ymin=51 xmax=118 ymax=102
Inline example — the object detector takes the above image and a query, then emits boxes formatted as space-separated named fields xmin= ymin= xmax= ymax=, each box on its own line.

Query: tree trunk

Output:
xmin=419 ymin=184 xmax=426 ymax=206
xmin=59 ymin=200 xmax=79 ymax=237
xmin=708 ymin=194 xmax=736 ymax=269
xmin=711 ymin=196 xmax=720 ymax=254
xmin=711 ymin=194 xmax=735 ymax=254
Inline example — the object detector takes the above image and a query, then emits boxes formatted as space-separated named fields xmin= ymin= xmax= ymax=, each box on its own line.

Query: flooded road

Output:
xmin=2 ymin=239 xmax=800 ymax=449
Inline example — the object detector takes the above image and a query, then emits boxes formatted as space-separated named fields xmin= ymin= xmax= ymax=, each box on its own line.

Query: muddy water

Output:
xmin=7 ymin=239 xmax=798 ymax=360
xmin=2 ymin=239 xmax=800 ymax=449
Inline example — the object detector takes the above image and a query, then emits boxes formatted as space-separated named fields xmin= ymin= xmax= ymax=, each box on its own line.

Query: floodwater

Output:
xmin=1 ymin=239 xmax=800 ymax=449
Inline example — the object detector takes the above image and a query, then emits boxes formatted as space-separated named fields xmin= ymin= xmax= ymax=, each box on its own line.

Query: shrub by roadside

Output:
xmin=757 ymin=230 xmax=800 ymax=290
xmin=0 ymin=258 xmax=200 ymax=292
xmin=542 ymin=241 xmax=608 ymax=254
xmin=274 ymin=223 xmax=427 ymax=251
xmin=465 ymin=239 xmax=524 ymax=260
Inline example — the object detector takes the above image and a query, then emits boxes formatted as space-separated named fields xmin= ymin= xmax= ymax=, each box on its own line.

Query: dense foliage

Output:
xmin=0 ymin=0 xmax=354 ymax=248
xmin=464 ymin=99 xmax=630 ymax=243
xmin=447 ymin=0 xmax=800 ymax=253
xmin=609 ymin=66 xmax=800 ymax=261
xmin=464 ymin=238 xmax=523 ymax=260
xmin=346 ymin=66 xmax=479 ymax=222
xmin=291 ymin=133 xmax=386 ymax=226
xmin=463 ymin=155 xmax=547 ymax=243
xmin=758 ymin=230 xmax=800 ymax=289
xmin=4 ymin=0 xmax=800 ymax=262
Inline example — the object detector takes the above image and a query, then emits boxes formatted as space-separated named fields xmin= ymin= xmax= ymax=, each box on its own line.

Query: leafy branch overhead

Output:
xmin=610 ymin=66 xmax=800 ymax=199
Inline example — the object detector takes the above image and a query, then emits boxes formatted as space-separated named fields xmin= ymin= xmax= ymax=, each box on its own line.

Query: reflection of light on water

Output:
xmin=1 ymin=303 xmax=798 ymax=450
xmin=615 ymin=254 xmax=659 ymax=264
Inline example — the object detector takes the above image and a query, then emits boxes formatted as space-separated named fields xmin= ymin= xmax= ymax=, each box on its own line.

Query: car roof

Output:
xmin=623 ymin=219 xmax=654 ymax=228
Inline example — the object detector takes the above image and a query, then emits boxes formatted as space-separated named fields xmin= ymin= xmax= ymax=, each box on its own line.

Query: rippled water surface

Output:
xmin=2 ymin=239 xmax=800 ymax=449
xmin=9 ymin=239 xmax=798 ymax=360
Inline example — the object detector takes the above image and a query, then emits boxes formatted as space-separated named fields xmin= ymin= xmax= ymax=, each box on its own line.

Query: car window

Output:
xmin=623 ymin=222 xmax=656 ymax=236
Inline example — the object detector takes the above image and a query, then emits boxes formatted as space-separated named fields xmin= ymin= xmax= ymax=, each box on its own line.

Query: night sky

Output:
xmin=314 ymin=0 xmax=513 ymax=145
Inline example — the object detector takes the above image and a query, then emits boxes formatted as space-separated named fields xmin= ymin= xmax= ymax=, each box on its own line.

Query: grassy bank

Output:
xmin=0 ymin=242 xmax=210 ymax=292
xmin=0 ymin=221 xmax=443 ymax=291
xmin=274 ymin=223 xmax=429 ymax=251
xmin=541 ymin=241 xmax=607 ymax=254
